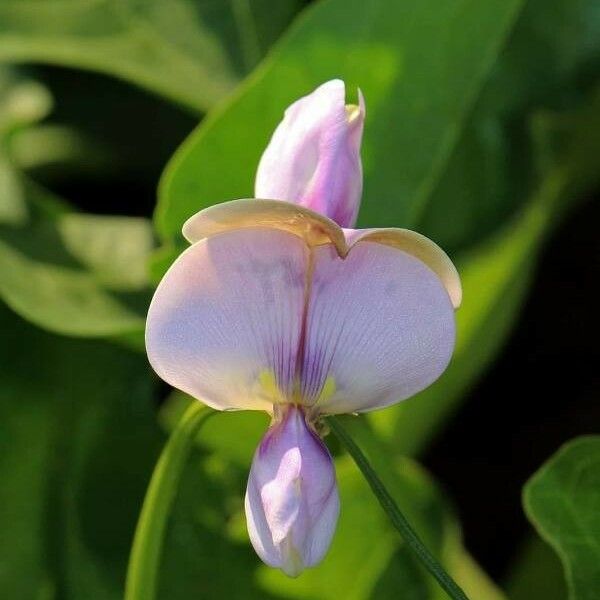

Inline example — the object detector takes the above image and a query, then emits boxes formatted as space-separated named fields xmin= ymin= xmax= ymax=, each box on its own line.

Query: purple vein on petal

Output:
xmin=292 ymin=248 xmax=316 ymax=401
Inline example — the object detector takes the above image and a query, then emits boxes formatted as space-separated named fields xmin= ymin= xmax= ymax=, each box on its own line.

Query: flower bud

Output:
xmin=245 ymin=405 xmax=339 ymax=577
xmin=255 ymin=79 xmax=365 ymax=228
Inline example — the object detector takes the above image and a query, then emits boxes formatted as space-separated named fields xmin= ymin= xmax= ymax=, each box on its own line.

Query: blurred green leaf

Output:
xmin=158 ymin=391 xmax=268 ymax=466
xmin=0 ymin=303 xmax=163 ymax=599
xmin=505 ymin=535 xmax=568 ymax=600
xmin=419 ymin=0 xmax=600 ymax=253
xmin=156 ymin=0 xmax=526 ymax=239
xmin=57 ymin=214 xmax=155 ymax=292
xmin=0 ymin=212 xmax=151 ymax=338
xmin=0 ymin=156 xmax=26 ymax=224
xmin=523 ymin=436 xmax=600 ymax=600
xmin=0 ymin=69 xmax=53 ymax=224
xmin=0 ymin=0 xmax=303 ymax=112
xmin=440 ymin=529 xmax=506 ymax=600
xmin=11 ymin=123 xmax=101 ymax=173
xmin=0 ymin=71 xmax=153 ymax=339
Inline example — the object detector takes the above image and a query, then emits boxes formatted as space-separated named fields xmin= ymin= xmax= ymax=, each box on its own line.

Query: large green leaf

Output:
xmin=156 ymin=0 xmax=599 ymax=248
xmin=0 ymin=303 xmax=163 ymax=599
xmin=419 ymin=0 xmax=600 ymax=253
xmin=0 ymin=0 xmax=303 ymax=112
xmin=156 ymin=0 xmax=526 ymax=239
xmin=523 ymin=436 xmax=600 ymax=600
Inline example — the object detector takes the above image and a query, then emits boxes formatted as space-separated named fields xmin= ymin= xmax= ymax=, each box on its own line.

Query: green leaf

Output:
xmin=156 ymin=0 xmax=526 ymax=239
xmin=0 ymin=155 xmax=26 ymax=224
xmin=57 ymin=213 xmax=155 ymax=292
xmin=505 ymin=535 xmax=568 ymax=600
xmin=158 ymin=390 xmax=268 ymax=466
xmin=0 ymin=303 xmax=164 ymax=599
xmin=0 ymin=0 xmax=302 ymax=112
xmin=418 ymin=0 xmax=600 ymax=253
xmin=0 ymin=69 xmax=53 ymax=224
xmin=0 ymin=71 xmax=152 ymax=338
xmin=0 ymin=213 xmax=150 ymax=338
xmin=523 ymin=436 xmax=600 ymax=600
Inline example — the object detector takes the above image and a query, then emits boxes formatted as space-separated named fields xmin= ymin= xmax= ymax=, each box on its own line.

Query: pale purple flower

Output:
xmin=146 ymin=80 xmax=461 ymax=577
xmin=255 ymin=79 xmax=364 ymax=228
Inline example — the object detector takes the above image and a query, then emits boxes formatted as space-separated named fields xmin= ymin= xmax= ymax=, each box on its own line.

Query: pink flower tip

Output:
xmin=255 ymin=79 xmax=365 ymax=228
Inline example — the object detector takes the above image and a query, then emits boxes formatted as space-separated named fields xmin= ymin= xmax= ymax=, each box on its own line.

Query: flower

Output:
xmin=146 ymin=80 xmax=461 ymax=577
xmin=245 ymin=404 xmax=339 ymax=577
xmin=255 ymin=79 xmax=365 ymax=228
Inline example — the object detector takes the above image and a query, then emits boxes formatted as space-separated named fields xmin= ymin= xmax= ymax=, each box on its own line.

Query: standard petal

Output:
xmin=146 ymin=228 xmax=308 ymax=411
xmin=183 ymin=198 xmax=346 ymax=255
xmin=343 ymin=227 xmax=462 ymax=309
xmin=245 ymin=406 xmax=339 ymax=577
xmin=254 ymin=79 xmax=364 ymax=228
xmin=301 ymin=241 xmax=456 ymax=414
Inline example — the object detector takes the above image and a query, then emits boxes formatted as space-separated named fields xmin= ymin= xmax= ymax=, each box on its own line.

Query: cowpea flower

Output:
xmin=146 ymin=80 xmax=461 ymax=577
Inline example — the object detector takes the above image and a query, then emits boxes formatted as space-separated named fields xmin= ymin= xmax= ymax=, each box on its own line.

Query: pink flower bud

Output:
xmin=255 ymin=79 xmax=365 ymax=228
xmin=245 ymin=405 xmax=339 ymax=577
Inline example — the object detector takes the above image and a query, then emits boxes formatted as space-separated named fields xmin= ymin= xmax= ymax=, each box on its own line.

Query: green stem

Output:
xmin=125 ymin=403 xmax=213 ymax=600
xmin=327 ymin=416 xmax=469 ymax=600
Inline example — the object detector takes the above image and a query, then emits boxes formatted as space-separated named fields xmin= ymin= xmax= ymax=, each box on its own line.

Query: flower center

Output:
xmin=258 ymin=368 xmax=337 ymax=418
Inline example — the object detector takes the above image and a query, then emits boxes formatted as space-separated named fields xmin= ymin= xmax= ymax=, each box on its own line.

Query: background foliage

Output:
xmin=0 ymin=0 xmax=598 ymax=598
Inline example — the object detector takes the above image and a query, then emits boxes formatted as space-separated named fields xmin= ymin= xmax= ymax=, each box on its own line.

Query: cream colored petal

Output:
xmin=183 ymin=199 xmax=346 ymax=255
xmin=344 ymin=228 xmax=462 ymax=308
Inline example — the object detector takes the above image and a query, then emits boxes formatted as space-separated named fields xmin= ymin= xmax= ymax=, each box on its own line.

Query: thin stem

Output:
xmin=327 ymin=416 xmax=469 ymax=600
xmin=125 ymin=402 xmax=213 ymax=600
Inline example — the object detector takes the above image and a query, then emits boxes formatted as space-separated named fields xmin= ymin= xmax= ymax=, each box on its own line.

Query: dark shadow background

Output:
xmin=425 ymin=193 xmax=600 ymax=579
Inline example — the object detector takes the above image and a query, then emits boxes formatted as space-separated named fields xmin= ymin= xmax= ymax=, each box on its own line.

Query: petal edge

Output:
xmin=183 ymin=198 xmax=346 ymax=255
xmin=344 ymin=227 xmax=462 ymax=308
